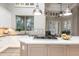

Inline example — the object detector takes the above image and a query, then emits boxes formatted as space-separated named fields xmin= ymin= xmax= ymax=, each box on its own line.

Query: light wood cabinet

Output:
xmin=20 ymin=42 xmax=28 ymax=56
xmin=28 ymin=44 xmax=47 ymax=56
xmin=68 ymin=45 xmax=79 ymax=56
xmin=47 ymin=45 xmax=66 ymax=56
xmin=20 ymin=42 xmax=79 ymax=56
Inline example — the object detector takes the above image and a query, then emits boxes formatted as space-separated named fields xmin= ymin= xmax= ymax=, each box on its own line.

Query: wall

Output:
xmin=0 ymin=3 xmax=78 ymax=36
xmin=0 ymin=4 xmax=11 ymax=28
xmin=7 ymin=3 xmax=45 ymax=36
xmin=72 ymin=5 xmax=79 ymax=36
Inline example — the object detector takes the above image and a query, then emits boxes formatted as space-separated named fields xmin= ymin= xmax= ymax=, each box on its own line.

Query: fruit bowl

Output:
xmin=61 ymin=34 xmax=71 ymax=40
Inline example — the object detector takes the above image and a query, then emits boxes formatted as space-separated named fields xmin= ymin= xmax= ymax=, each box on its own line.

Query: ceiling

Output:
xmin=45 ymin=3 xmax=77 ymax=12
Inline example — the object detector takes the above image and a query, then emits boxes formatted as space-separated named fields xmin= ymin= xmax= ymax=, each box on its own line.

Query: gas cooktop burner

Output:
xmin=34 ymin=36 xmax=57 ymax=39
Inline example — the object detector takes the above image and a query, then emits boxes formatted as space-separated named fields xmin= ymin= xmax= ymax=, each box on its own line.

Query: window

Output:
xmin=16 ymin=16 xmax=34 ymax=31
xmin=48 ymin=20 xmax=59 ymax=35
xmin=16 ymin=16 xmax=25 ymax=31
xmin=62 ymin=19 xmax=72 ymax=34
xmin=46 ymin=17 xmax=59 ymax=35
xmin=46 ymin=16 xmax=72 ymax=35
xmin=26 ymin=16 xmax=34 ymax=31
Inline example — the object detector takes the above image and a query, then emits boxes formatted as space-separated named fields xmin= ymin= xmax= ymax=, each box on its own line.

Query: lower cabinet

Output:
xmin=47 ymin=45 xmax=66 ymax=56
xmin=20 ymin=42 xmax=28 ymax=56
xmin=68 ymin=45 xmax=79 ymax=56
xmin=28 ymin=44 xmax=47 ymax=56
xmin=20 ymin=42 xmax=79 ymax=56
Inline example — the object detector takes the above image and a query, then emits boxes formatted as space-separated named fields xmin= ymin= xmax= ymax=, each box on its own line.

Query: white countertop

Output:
xmin=19 ymin=36 xmax=79 ymax=45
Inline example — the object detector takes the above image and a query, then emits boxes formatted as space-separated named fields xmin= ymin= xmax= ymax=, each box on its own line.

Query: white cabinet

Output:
xmin=0 ymin=36 xmax=20 ymax=52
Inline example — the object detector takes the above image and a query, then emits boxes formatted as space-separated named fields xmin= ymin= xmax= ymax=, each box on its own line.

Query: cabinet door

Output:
xmin=68 ymin=45 xmax=79 ymax=56
xmin=48 ymin=45 xmax=66 ymax=56
xmin=28 ymin=44 xmax=47 ymax=56
xmin=20 ymin=42 xmax=28 ymax=56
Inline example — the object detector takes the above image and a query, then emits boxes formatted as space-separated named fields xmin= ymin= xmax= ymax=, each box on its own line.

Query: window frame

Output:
xmin=16 ymin=15 xmax=34 ymax=32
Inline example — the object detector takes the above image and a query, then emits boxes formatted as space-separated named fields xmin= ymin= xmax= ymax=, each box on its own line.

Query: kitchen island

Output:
xmin=19 ymin=36 xmax=79 ymax=56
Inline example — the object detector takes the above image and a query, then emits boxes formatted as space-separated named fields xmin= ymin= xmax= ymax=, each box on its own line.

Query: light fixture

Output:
xmin=33 ymin=3 xmax=42 ymax=15
xmin=63 ymin=4 xmax=72 ymax=16
xmin=45 ymin=3 xmax=72 ymax=17
xmin=59 ymin=3 xmax=63 ymax=16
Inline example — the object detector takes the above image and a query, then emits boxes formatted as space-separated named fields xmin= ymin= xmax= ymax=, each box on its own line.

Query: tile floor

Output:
xmin=0 ymin=48 xmax=20 ymax=56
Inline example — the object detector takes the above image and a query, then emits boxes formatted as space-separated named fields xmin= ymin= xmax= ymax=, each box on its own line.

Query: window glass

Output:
xmin=16 ymin=16 xmax=34 ymax=31
xmin=16 ymin=16 xmax=25 ymax=31
xmin=26 ymin=16 xmax=34 ymax=31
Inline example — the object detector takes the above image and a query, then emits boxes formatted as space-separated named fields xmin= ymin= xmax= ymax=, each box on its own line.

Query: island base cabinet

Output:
xmin=68 ymin=45 xmax=79 ymax=56
xmin=20 ymin=42 xmax=79 ymax=56
xmin=28 ymin=44 xmax=47 ymax=56
xmin=47 ymin=45 xmax=66 ymax=56
xmin=20 ymin=42 xmax=28 ymax=56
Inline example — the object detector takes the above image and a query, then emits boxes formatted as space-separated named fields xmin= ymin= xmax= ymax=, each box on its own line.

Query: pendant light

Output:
xmin=63 ymin=4 xmax=72 ymax=16
xmin=59 ymin=3 xmax=63 ymax=16
xmin=33 ymin=3 xmax=42 ymax=15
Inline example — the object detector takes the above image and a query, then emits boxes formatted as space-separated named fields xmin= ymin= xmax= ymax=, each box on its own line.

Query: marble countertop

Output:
xmin=19 ymin=36 xmax=79 ymax=45
xmin=1 ymin=35 xmax=79 ymax=45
